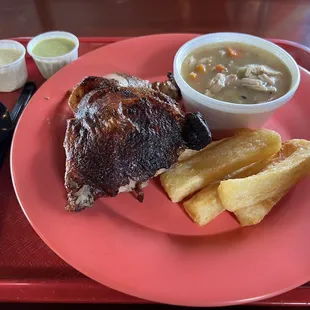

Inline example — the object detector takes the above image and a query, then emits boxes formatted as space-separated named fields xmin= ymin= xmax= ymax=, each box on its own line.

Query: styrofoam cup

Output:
xmin=0 ymin=40 xmax=27 ymax=92
xmin=174 ymin=33 xmax=300 ymax=130
xmin=27 ymin=31 xmax=79 ymax=79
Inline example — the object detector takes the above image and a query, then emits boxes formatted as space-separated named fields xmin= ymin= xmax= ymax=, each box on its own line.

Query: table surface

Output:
xmin=1 ymin=0 xmax=310 ymax=306
xmin=1 ymin=0 xmax=310 ymax=46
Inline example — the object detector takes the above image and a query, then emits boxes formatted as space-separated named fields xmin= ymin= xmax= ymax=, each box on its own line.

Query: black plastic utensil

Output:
xmin=0 ymin=82 xmax=37 ymax=169
xmin=0 ymin=102 xmax=13 ymax=143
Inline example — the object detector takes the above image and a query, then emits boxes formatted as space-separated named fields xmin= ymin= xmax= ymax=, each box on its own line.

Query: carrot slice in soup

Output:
xmin=195 ymin=64 xmax=207 ymax=73
xmin=227 ymin=47 xmax=239 ymax=57
xmin=216 ymin=64 xmax=226 ymax=72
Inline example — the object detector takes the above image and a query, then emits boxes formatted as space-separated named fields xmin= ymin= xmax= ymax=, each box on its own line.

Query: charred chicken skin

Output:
xmin=64 ymin=73 xmax=212 ymax=211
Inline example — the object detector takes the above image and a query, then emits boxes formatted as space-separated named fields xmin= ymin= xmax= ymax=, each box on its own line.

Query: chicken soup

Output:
xmin=181 ymin=42 xmax=291 ymax=104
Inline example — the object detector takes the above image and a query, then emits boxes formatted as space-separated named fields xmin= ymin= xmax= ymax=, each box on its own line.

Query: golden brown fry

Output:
xmin=161 ymin=129 xmax=281 ymax=202
xmin=178 ymin=129 xmax=253 ymax=163
xmin=183 ymin=153 xmax=275 ymax=226
xmin=177 ymin=149 xmax=199 ymax=162
xmin=218 ymin=139 xmax=310 ymax=212
xmin=183 ymin=183 xmax=224 ymax=226
xmin=178 ymin=139 xmax=228 ymax=162
xmin=234 ymin=191 xmax=287 ymax=226
xmin=227 ymin=156 xmax=275 ymax=179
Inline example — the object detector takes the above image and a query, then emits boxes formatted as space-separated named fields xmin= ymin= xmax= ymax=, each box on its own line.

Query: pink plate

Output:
xmin=11 ymin=34 xmax=310 ymax=306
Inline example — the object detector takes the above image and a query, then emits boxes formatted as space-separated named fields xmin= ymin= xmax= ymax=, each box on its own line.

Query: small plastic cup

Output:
xmin=173 ymin=33 xmax=300 ymax=130
xmin=0 ymin=40 xmax=27 ymax=92
xmin=27 ymin=31 xmax=79 ymax=79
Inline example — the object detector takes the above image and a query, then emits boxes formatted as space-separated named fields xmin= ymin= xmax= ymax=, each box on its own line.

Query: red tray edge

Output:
xmin=3 ymin=35 xmax=310 ymax=305
xmin=0 ymin=279 xmax=308 ymax=304
xmin=0 ymin=279 xmax=146 ymax=303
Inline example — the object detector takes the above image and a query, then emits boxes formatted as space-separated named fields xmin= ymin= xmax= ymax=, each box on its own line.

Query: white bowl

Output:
xmin=173 ymin=33 xmax=300 ymax=130
xmin=0 ymin=40 xmax=27 ymax=92
xmin=27 ymin=31 xmax=79 ymax=79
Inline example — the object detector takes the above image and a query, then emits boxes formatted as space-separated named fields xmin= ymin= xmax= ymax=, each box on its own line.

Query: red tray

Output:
xmin=0 ymin=36 xmax=309 ymax=305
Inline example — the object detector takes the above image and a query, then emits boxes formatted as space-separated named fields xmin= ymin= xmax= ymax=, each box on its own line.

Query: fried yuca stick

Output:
xmin=178 ymin=139 xmax=228 ymax=162
xmin=183 ymin=156 xmax=275 ymax=226
xmin=160 ymin=129 xmax=281 ymax=203
xmin=178 ymin=129 xmax=253 ymax=163
xmin=234 ymin=191 xmax=287 ymax=226
xmin=218 ymin=139 xmax=310 ymax=212
xmin=183 ymin=183 xmax=223 ymax=226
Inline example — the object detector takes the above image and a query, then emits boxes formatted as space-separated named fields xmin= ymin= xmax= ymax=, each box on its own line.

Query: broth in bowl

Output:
xmin=181 ymin=42 xmax=291 ymax=104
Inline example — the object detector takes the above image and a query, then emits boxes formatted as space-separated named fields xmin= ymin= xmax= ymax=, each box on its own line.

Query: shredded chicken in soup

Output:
xmin=181 ymin=43 xmax=291 ymax=104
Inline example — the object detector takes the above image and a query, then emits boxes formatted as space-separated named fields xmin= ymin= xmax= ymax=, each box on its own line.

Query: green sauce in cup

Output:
xmin=32 ymin=38 xmax=76 ymax=57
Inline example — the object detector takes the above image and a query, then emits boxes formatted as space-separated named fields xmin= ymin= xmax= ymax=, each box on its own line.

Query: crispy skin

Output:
xmin=151 ymin=72 xmax=181 ymax=100
xmin=160 ymin=129 xmax=281 ymax=203
xmin=69 ymin=73 xmax=181 ymax=112
xmin=64 ymin=76 xmax=212 ymax=211
xmin=218 ymin=139 xmax=310 ymax=212
xmin=69 ymin=76 xmax=108 ymax=112
xmin=69 ymin=74 xmax=151 ymax=112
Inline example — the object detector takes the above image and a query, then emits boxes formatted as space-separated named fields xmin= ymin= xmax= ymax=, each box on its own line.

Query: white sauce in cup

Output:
xmin=0 ymin=40 xmax=28 ymax=92
xmin=0 ymin=48 xmax=22 ymax=66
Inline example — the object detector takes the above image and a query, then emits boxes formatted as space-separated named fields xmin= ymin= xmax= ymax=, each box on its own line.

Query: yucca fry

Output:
xmin=183 ymin=156 xmax=275 ymax=226
xmin=218 ymin=139 xmax=310 ymax=212
xmin=160 ymin=129 xmax=281 ymax=202
xmin=178 ymin=129 xmax=253 ymax=163
xmin=226 ymin=156 xmax=275 ymax=179
xmin=183 ymin=183 xmax=224 ymax=226
xmin=234 ymin=191 xmax=287 ymax=226
xmin=178 ymin=139 xmax=228 ymax=162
